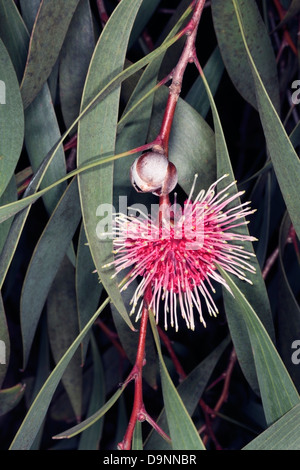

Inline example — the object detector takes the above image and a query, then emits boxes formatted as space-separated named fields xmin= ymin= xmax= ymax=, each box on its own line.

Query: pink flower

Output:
xmin=106 ymin=175 xmax=257 ymax=331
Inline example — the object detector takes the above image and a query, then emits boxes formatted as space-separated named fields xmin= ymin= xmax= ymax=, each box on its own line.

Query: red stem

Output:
xmin=157 ymin=0 xmax=206 ymax=157
xmin=118 ymin=288 xmax=151 ymax=450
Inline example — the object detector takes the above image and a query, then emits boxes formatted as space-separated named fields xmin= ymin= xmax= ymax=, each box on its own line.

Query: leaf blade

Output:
xmin=0 ymin=37 xmax=24 ymax=199
xmin=20 ymin=0 xmax=80 ymax=108
xmin=77 ymin=0 xmax=144 ymax=330
xmin=232 ymin=0 xmax=300 ymax=241
xmin=243 ymin=403 xmax=300 ymax=450
xmin=47 ymin=256 xmax=82 ymax=420
xmin=199 ymin=62 xmax=274 ymax=394
xmin=218 ymin=265 xmax=300 ymax=425
xmin=20 ymin=178 xmax=81 ymax=369
xmin=211 ymin=0 xmax=280 ymax=112
xmin=9 ymin=297 xmax=110 ymax=449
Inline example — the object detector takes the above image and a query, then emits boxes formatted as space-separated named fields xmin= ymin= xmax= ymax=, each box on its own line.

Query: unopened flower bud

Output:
xmin=130 ymin=152 xmax=178 ymax=196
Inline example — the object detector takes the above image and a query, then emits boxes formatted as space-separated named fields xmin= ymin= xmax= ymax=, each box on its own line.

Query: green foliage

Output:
xmin=0 ymin=0 xmax=299 ymax=451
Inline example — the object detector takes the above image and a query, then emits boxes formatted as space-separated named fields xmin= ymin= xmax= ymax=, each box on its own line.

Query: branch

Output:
xmin=154 ymin=0 xmax=207 ymax=157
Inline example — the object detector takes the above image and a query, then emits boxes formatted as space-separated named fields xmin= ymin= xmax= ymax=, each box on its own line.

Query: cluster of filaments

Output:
xmin=106 ymin=176 xmax=256 ymax=331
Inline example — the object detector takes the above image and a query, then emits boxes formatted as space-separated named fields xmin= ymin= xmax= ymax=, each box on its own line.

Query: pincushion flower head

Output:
xmin=105 ymin=170 xmax=256 ymax=331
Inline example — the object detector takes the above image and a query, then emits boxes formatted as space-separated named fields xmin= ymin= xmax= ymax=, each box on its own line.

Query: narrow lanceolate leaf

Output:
xmin=20 ymin=178 xmax=82 ymax=369
xmin=0 ymin=0 xmax=67 ymax=289
xmin=17 ymin=0 xmax=68 ymax=213
xmin=0 ymin=38 xmax=24 ymax=199
xmin=211 ymin=0 xmax=280 ymax=112
xmin=59 ymin=0 xmax=95 ymax=131
xmin=20 ymin=0 xmax=80 ymax=108
xmin=0 ymin=0 xmax=66 ymax=212
xmin=232 ymin=0 xmax=300 ymax=241
xmin=0 ymin=177 xmax=17 ymax=257
xmin=53 ymin=385 xmax=124 ymax=440
xmin=77 ymin=0 xmax=143 ymax=331
xmin=132 ymin=422 xmax=143 ymax=450
xmin=0 ymin=0 xmax=29 ymax=81
xmin=185 ymin=46 xmax=224 ymax=118
xmin=0 ymin=143 xmax=67 ymax=292
xmin=199 ymin=66 xmax=274 ymax=395
xmin=218 ymin=265 xmax=300 ymax=426
xmin=144 ymin=336 xmax=230 ymax=450
xmin=149 ymin=312 xmax=205 ymax=451
xmin=78 ymin=336 xmax=105 ymax=450
xmin=19 ymin=0 xmax=68 ymax=213
xmin=47 ymin=256 xmax=82 ymax=421
xmin=243 ymin=403 xmax=300 ymax=450
xmin=9 ymin=297 xmax=110 ymax=450
xmin=76 ymin=224 xmax=102 ymax=365
xmin=24 ymin=82 xmax=67 ymax=215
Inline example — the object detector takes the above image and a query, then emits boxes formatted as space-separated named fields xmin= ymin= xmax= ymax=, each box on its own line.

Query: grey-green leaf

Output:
xmin=0 ymin=0 xmax=29 ymax=81
xmin=24 ymin=83 xmax=67 ymax=215
xmin=218 ymin=265 xmax=300 ymax=426
xmin=0 ymin=177 xmax=17 ymax=258
xmin=211 ymin=0 xmax=280 ymax=112
xmin=9 ymin=297 xmax=110 ymax=449
xmin=78 ymin=335 xmax=105 ymax=450
xmin=185 ymin=46 xmax=224 ymax=118
xmin=77 ymin=0 xmax=144 ymax=331
xmin=47 ymin=256 xmax=82 ymax=421
xmin=243 ymin=403 xmax=300 ymax=450
xmin=76 ymin=223 xmax=103 ymax=365
xmin=144 ymin=335 xmax=230 ymax=450
xmin=20 ymin=0 xmax=80 ymax=108
xmin=199 ymin=64 xmax=274 ymax=395
xmin=20 ymin=178 xmax=81 ymax=369
xmin=53 ymin=385 xmax=124 ymax=440
xmin=59 ymin=0 xmax=95 ymax=131
xmin=231 ymin=0 xmax=300 ymax=243
xmin=0 ymin=37 xmax=24 ymax=199
xmin=132 ymin=421 xmax=143 ymax=450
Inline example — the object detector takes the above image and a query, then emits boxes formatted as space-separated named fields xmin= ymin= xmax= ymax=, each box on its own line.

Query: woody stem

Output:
xmin=155 ymin=0 xmax=206 ymax=157
xmin=118 ymin=288 xmax=151 ymax=450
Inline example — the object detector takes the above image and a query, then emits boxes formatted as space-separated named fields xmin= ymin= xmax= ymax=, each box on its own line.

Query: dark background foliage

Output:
xmin=0 ymin=0 xmax=299 ymax=451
